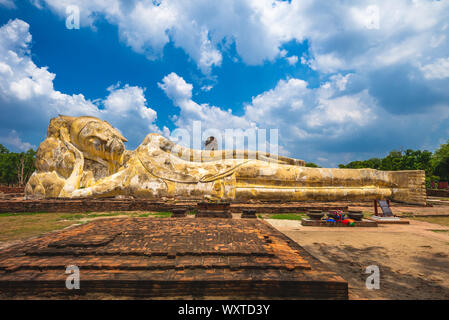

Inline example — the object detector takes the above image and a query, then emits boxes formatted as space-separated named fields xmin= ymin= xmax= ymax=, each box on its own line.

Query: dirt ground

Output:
xmin=267 ymin=218 xmax=449 ymax=300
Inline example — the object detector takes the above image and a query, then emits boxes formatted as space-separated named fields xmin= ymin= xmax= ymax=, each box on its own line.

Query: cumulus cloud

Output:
xmin=158 ymin=71 xmax=449 ymax=166
xmin=158 ymin=72 xmax=381 ymax=161
xmin=420 ymin=57 xmax=449 ymax=80
xmin=0 ymin=130 xmax=35 ymax=151
xmin=30 ymin=2 xmax=449 ymax=149
xmin=0 ymin=0 xmax=16 ymax=9
xmin=0 ymin=19 xmax=161 ymax=151
xmin=4 ymin=1 xmax=449 ymax=164
xmin=30 ymin=1 xmax=449 ymax=75
xmin=158 ymin=72 xmax=253 ymax=131
xmin=286 ymin=55 xmax=298 ymax=65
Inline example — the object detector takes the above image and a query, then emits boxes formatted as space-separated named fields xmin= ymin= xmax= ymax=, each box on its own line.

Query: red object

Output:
xmin=438 ymin=181 xmax=449 ymax=189
xmin=341 ymin=219 xmax=355 ymax=224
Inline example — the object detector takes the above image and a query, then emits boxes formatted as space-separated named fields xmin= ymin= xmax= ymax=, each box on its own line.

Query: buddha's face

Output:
xmin=70 ymin=117 xmax=127 ymax=171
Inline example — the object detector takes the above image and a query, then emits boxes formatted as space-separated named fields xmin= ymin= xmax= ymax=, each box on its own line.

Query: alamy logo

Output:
xmin=365 ymin=5 xmax=380 ymax=30
xmin=169 ymin=120 xmax=280 ymax=166
xmin=365 ymin=265 xmax=380 ymax=290
xmin=66 ymin=5 xmax=80 ymax=30
xmin=65 ymin=265 xmax=80 ymax=289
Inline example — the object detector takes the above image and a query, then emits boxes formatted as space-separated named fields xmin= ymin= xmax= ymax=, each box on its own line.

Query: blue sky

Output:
xmin=0 ymin=0 xmax=448 ymax=167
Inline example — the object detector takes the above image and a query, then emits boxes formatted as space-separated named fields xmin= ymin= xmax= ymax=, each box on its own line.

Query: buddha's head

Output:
xmin=48 ymin=115 xmax=127 ymax=172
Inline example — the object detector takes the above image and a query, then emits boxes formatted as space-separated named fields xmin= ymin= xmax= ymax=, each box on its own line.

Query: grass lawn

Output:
xmin=137 ymin=212 xmax=172 ymax=218
xmin=409 ymin=216 xmax=449 ymax=228
xmin=268 ymin=213 xmax=307 ymax=220
xmin=0 ymin=212 xmax=76 ymax=242
xmin=0 ymin=211 xmax=173 ymax=243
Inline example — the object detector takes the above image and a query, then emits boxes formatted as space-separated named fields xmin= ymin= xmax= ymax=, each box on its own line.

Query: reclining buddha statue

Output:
xmin=25 ymin=115 xmax=426 ymax=205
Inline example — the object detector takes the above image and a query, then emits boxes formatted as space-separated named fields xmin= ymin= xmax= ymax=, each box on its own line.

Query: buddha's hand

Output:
xmin=70 ymin=188 xmax=91 ymax=198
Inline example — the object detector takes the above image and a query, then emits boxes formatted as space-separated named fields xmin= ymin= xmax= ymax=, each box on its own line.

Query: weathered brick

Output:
xmin=0 ymin=218 xmax=348 ymax=299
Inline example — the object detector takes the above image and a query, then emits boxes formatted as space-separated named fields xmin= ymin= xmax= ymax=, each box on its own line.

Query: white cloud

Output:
xmin=305 ymin=92 xmax=374 ymax=129
xmin=420 ymin=57 xmax=449 ymax=80
xmin=0 ymin=19 xmax=100 ymax=117
xmin=157 ymin=72 xmax=193 ymax=102
xmin=156 ymin=69 xmax=449 ymax=166
xmin=0 ymin=130 xmax=35 ymax=151
xmin=0 ymin=0 xmax=16 ymax=9
xmin=303 ymin=53 xmax=345 ymax=73
xmin=200 ymin=85 xmax=213 ymax=92
xmin=0 ymin=19 xmax=161 ymax=151
xmin=30 ymin=0 xmax=449 ymax=80
xmin=104 ymin=83 xmax=156 ymax=121
xmin=28 ymin=0 xmax=449 ymax=82
xmin=158 ymin=72 xmax=253 ymax=131
xmin=245 ymin=75 xmax=375 ymax=141
xmin=103 ymin=83 xmax=161 ymax=137
xmin=286 ymin=55 xmax=298 ymax=65
xmin=159 ymin=72 xmax=377 ymax=157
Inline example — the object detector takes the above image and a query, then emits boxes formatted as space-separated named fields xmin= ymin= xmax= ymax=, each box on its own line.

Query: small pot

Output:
xmin=347 ymin=211 xmax=363 ymax=221
xmin=327 ymin=211 xmax=338 ymax=219
xmin=307 ymin=212 xmax=324 ymax=220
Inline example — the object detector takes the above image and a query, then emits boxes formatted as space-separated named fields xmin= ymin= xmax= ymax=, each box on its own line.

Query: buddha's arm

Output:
xmin=58 ymin=140 xmax=84 ymax=197
xmin=70 ymin=168 xmax=131 ymax=198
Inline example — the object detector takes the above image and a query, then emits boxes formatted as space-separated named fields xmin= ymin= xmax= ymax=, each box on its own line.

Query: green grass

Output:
xmin=138 ymin=212 xmax=152 ymax=217
xmin=409 ymin=216 xmax=449 ymax=228
xmin=268 ymin=213 xmax=307 ymax=220
xmin=0 ymin=212 xmax=77 ymax=242
xmin=0 ymin=210 xmax=178 ymax=243
xmin=59 ymin=212 xmax=133 ymax=220
xmin=431 ymin=229 xmax=449 ymax=234
xmin=139 ymin=212 xmax=171 ymax=218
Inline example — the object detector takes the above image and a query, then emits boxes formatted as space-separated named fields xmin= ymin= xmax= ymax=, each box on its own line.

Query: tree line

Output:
xmin=337 ymin=140 xmax=449 ymax=187
xmin=0 ymin=144 xmax=36 ymax=186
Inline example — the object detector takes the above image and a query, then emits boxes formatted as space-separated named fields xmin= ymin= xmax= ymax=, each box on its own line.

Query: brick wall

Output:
xmin=0 ymin=198 xmax=348 ymax=213
xmin=427 ymin=189 xmax=449 ymax=197
xmin=0 ymin=186 xmax=24 ymax=194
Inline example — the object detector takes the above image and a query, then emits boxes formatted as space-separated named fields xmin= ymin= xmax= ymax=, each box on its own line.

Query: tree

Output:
xmin=0 ymin=145 xmax=36 ymax=186
xmin=431 ymin=140 xmax=449 ymax=181
xmin=338 ymin=149 xmax=433 ymax=177
xmin=0 ymin=144 xmax=8 ymax=154
xmin=305 ymin=162 xmax=321 ymax=168
xmin=16 ymin=149 xmax=36 ymax=185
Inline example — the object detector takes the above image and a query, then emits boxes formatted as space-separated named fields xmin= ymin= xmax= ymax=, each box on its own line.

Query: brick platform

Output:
xmin=0 ymin=186 xmax=24 ymax=194
xmin=0 ymin=218 xmax=348 ymax=299
xmin=0 ymin=198 xmax=348 ymax=214
xmin=301 ymin=219 xmax=378 ymax=227
xmin=367 ymin=216 xmax=410 ymax=225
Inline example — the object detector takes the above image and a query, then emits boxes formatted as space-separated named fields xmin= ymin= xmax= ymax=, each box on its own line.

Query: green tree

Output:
xmin=305 ymin=162 xmax=321 ymax=168
xmin=338 ymin=149 xmax=433 ymax=177
xmin=0 ymin=145 xmax=36 ymax=186
xmin=431 ymin=140 xmax=449 ymax=181
xmin=0 ymin=144 xmax=8 ymax=154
